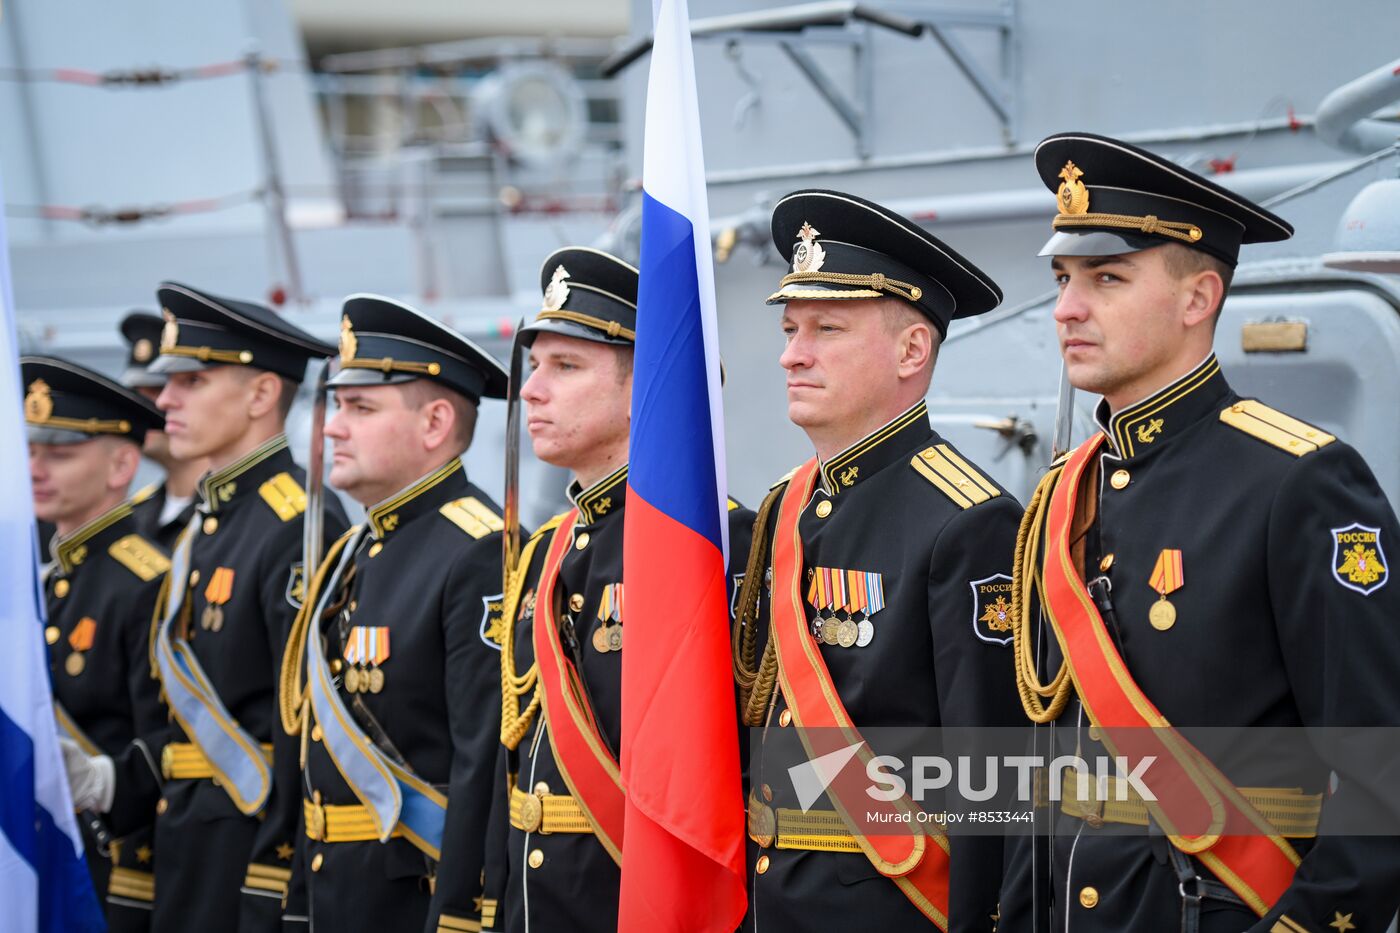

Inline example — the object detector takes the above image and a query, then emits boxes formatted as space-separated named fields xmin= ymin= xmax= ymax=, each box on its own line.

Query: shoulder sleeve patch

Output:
xmin=440 ymin=496 xmax=506 ymax=539
xmin=108 ymin=534 xmax=171 ymax=581
xmin=129 ymin=482 xmax=159 ymax=505
xmin=910 ymin=444 xmax=1000 ymax=509
xmin=1219 ymin=400 xmax=1335 ymax=457
xmin=259 ymin=472 xmax=307 ymax=522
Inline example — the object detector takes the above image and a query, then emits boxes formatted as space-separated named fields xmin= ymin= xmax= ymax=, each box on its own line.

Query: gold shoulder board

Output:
xmin=769 ymin=466 xmax=799 ymax=490
xmin=259 ymin=473 xmax=307 ymax=522
xmin=130 ymin=482 xmax=160 ymax=505
xmin=727 ymin=497 xmax=740 ymax=511
xmin=108 ymin=534 xmax=171 ymax=581
xmin=1219 ymin=400 xmax=1335 ymax=457
xmin=440 ymin=497 xmax=506 ymax=539
xmin=910 ymin=444 xmax=1000 ymax=510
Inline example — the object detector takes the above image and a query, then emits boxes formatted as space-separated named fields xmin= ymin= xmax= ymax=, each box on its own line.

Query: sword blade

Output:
xmin=303 ymin=358 xmax=332 ymax=583
xmin=502 ymin=321 xmax=527 ymax=592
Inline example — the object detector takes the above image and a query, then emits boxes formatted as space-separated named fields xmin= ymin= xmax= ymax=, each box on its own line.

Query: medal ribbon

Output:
xmin=1149 ymin=549 xmax=1184 ymax=596
xmin=204 ymin=567 xmax=235 ymax=606
xmin=770 ymin=460 xmax=950 ymax=929
xmin=1039 ymin=435 xmax=1300 ymax=915
xmin=68 ymin=617 xmax=96 ymax=652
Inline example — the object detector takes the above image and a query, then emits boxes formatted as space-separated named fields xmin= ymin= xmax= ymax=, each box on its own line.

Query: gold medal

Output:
xmin=836 ymin=619 xmax=858 ymax=648
xmin=822 ymin=619 xmax=839 ymax=646
xmin=209 ymin=605 xmax=224 ymax=632
xmin=368 ymin=666 xmax=385 ymax=694
xmin=344 ymin=665 xmax=361 ymax=693
xmin=65 ymin=652 xmax=85 ymax=676
xmin=201 ymin=605 xmax=216 ymax=630
xmin=592 ymin=625 xmax=610 ymax=653
xmin=606 ymin=626 xmax=623 ymax=652
xmin=1149 ymin=598 xmax=1176 ymax=631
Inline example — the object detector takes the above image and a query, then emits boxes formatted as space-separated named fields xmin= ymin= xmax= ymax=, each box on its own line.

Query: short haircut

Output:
xmin=880 ymin=298 xmax=941 ymax=378
xmin=1161 ymin=243 xmax=1235 ymax=318
xmin=613 ymin=345 xmax=634 ymax=384
xmin=397 ymin=379 xmax=479 ymax=451
xmin=276 ymin=376 xmax=299 ymax=421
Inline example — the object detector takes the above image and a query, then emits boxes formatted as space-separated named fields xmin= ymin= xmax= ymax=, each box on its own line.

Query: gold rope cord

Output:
xmin=1011 ymin=465 xmax=1075 ymax=723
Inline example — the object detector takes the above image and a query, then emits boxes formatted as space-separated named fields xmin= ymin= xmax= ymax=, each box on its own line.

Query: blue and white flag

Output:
xmin=0 ymin=168 xmax=106 ymax=932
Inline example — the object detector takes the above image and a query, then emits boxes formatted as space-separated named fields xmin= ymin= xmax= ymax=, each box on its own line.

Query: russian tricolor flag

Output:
xmin=619 ymin=0 xmax=746 ymax=928
xmin=0 ymin=169 xmax=106 ymax=932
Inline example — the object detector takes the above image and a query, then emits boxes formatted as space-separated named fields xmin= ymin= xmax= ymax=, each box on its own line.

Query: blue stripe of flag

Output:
xmin=628 ymin=191 xmax=723 ymax=552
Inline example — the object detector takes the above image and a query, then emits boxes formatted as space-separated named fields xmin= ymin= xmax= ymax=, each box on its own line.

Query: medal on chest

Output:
xmin=1148 ymin=549 xmax=1184 ymax=631
xmin=806 ymin=567 xmax=885 ymax=648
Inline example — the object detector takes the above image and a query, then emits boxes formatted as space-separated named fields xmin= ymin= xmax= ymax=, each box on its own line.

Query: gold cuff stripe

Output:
xmin=1219 ymin=400 xmax=1336 ymax=457
xmin=535 ymin=309 xmax=636 ymax=341
xmin=107 ymin=867 xmax=156 ymax=902
xmin=775 ymin=270 xmax=924 ymax=304
xmin=1271 ymin=916 xmax=1312 ymax=933
xmin=747 ymin=804 xmax=864 ymax=853
xmin=1053 ymin=211 xmax=1203 ymax=244
xmin=508 ymin=786 xmax=596 ymax=835
xmin=161 ymin=344 xmax=254 ymax=365
xmin=1060 ymin=777 xmax=1322 ymax=839
xmin=162 ymin=741 xmax=272 ymax=780
xmin=303 ymin=799 xmax=405 ymax=843
xmin=244 ymin=863 xmax=291 ymax=896
xmin=437 ymin=915 xmax=483 ymax=933
xmin=910 ymin=444 xmax=1000 ymax=509
xmin=479 ymin=899 xmax=498 ymax=928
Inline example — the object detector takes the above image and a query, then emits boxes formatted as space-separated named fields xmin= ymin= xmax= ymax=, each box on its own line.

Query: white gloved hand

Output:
xmin=59 ymin=737 xmax=116 ymax=813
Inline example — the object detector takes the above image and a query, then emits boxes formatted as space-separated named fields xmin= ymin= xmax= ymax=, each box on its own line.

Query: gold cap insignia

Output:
xmin=339 ymin=316 xmax=358 ymax=365
xmin=133 ymin=338 xmax=154 ymax=363
xmin=1057 ymin=161 xmax=1090 ymax=215
xmin=542 ymin=265 xmax=571 ymax=312
xmin=792 ymin=221 xmax=826 ymax=274
xmin=24 ymin=379 xmax=53 ymax=424
xmin=160 ymin=309 xmax=179 ymax=351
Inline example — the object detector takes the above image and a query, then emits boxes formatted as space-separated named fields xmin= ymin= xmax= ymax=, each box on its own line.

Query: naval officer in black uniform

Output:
xmin=733 ymin=190 xmax=1023 ymax=932
xmin=119 ymin=311 xmax=207 ymax=551
xmin=30 ymin=357 xmax=169 ymax=931
xmin=280 ymin=294 xmax=511 ymax=933
xmin=482 ymin=247 xmax=755 ymax=933
xmin=61 ymin=282 xmax=347 ymax=933
xmin=1000 ymin=132 xmax=1400 ymax=932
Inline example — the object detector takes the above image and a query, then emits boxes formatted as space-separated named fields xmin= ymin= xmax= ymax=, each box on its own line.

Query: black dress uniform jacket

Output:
xmin=1000 ymin=355 xmax=1400 ymax=933
xmin=483 ymin=465 xmax=756 ymax=933
xmin=130 ymin=480 xmax=199 ymax=553
xmin=292 ymin=458 xmax=507 ymax=933
xmin=107 ymin=434 xmax=347 ymax=933
xmin=742 ymin=402 xmax=1023 ymax=933
xmin=47 ymin=500 xmax=169 ymax=931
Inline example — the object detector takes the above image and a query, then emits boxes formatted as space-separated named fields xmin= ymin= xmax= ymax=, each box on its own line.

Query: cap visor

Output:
xmin=1037 ymin=230 xmax=1161 ymax=258
xmin=765 ymin=283 xmax=882 ymax=305
xmin=325 ymin=368 xmax=418 ymax=389
xmin=147 ymin=355 xmax=214 ymax=375
xmin=517 ymin=318 xmax=632 ymax=347
xmin=121 ymin=366 xmax=167 ymax=388
xmin=27 ymin=425 xmax=97 ymax=446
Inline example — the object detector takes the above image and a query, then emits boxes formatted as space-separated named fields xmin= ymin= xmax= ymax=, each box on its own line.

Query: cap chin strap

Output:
xmin=1054 ymin=211 xmax=1203 ymax=245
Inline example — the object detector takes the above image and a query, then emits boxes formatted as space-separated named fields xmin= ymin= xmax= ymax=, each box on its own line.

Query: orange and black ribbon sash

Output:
xmin=532 ymin=509 xmax=626 ymax=863
xmin=1040 ymin=434 xmax=1300 ymax=915
xmin=769 ymin=459 xmax=951 ymax=929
